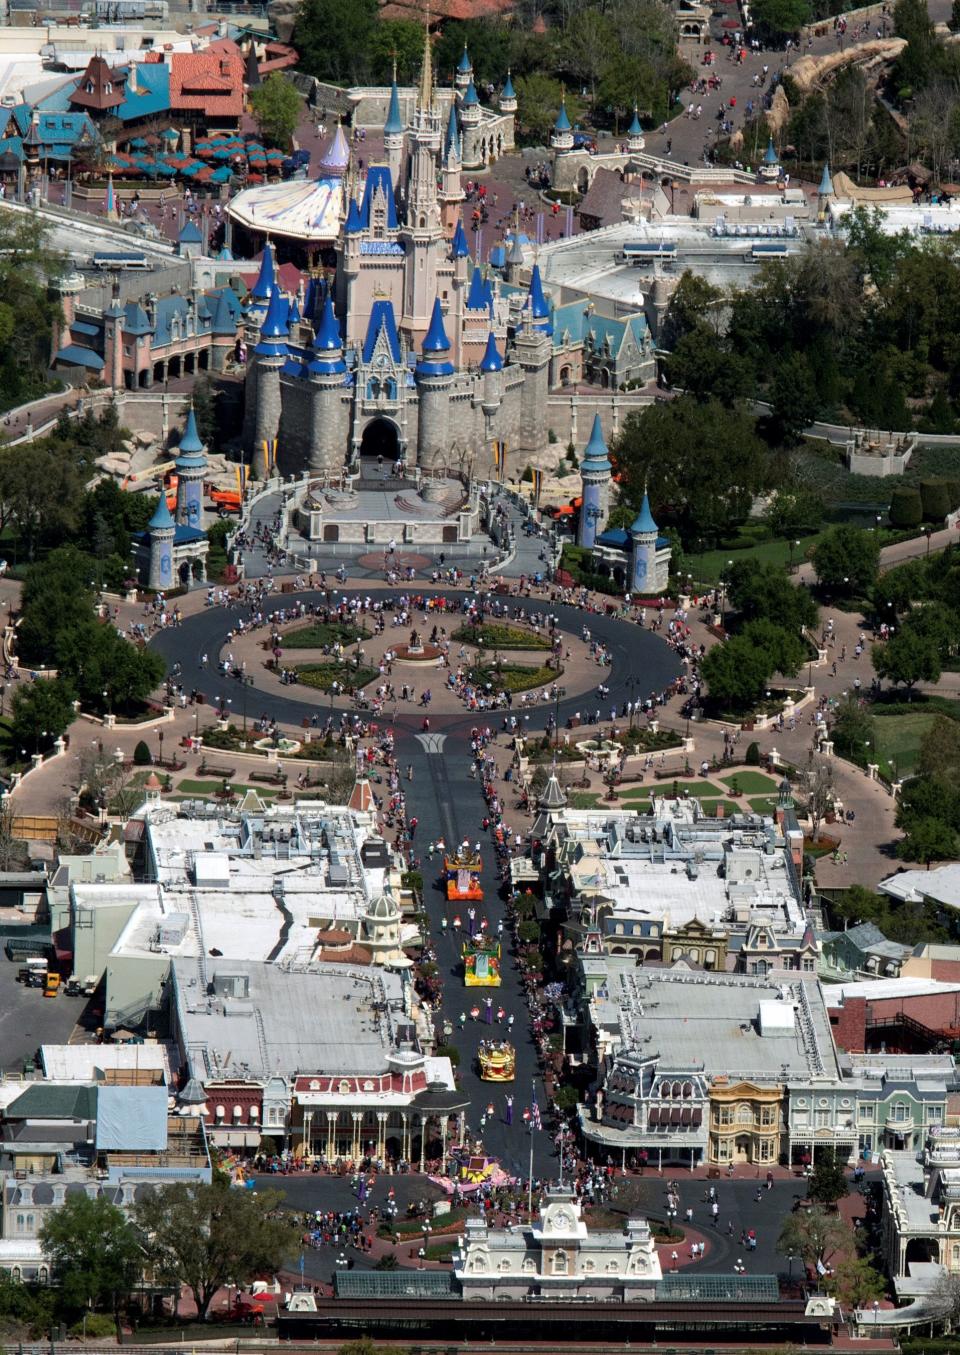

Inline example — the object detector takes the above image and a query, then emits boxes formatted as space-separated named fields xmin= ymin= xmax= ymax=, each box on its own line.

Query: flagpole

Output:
xmin=528 ymin=1127 xmax=533 ymax=1217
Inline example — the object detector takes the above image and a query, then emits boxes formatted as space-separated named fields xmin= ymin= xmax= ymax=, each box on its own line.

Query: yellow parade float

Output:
xmin=445 ymin=844 xmax=483 ymax=902
xmin=478 ymin=1042 xmax=516 ymax=1082
xmin=463 ymin=936 xmax=501 ymax=987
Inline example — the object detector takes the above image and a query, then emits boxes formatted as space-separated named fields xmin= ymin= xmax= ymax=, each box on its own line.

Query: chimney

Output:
xmin=127 ymin=62 xmax=137 ymax=94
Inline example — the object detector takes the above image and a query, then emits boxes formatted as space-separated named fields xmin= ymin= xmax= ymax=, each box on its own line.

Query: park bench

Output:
xmin=250 ymin=770 xmax=287 ymax=786
xmin=198 ymin=761 xmax=236 ymax=778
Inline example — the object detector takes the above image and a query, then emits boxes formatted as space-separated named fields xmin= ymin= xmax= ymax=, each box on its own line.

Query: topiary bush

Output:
xmin=745 ymin=741 xmax=761 ymax=765
xmin=921 ymin=478 xmax=953 ymax=523
xmin=132 ymin=739 xmax=152 ymax=766
xmin=889 ymin=486 xmax=923 ymax=529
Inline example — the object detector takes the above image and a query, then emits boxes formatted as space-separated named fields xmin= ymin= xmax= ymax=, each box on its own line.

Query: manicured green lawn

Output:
xmin=872 ymin=711 xmax=941 ymax=777
xmin=468 ymin=663 xmax=559 ymax=693
xmin=718 ymin=771 xmax=779 ymax=793
xmin=748 ymin=796 xmax=779 ymax=815
xmin=453 ymin=622 xmax=550 ymax=650
xmin=696 ymin=798 xmax=740 ymax=817
xmin=283 ymin=621 xmax=369 ymax=647
xmin=568 ymin=792 xmax=602 ymax=808
xmin=622 ymin=779 xmax=720 ymax=797
xmin=176 ymin=778 xmax=235 ymax=794
xmin=695 ymin=533 xmax=826 ymax=584
xmin=296 ymin=662 xmax=379 ymax=692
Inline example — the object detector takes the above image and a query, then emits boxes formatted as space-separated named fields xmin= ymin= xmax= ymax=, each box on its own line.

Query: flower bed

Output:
xmin=295 ymin=662 xmax=378 ymax=692
xmin=468 ymin=662 xmax=560 ymax=693
xmin=452 ymin=622 xmax=551 ymax=650
xmin=281 ymin=621 xmax=370 ymax=647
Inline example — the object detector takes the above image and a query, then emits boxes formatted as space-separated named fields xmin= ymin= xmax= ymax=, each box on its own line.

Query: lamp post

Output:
xmin=625 ymin=675 xmax=639 ymax=728
xmin=157 ymin=728 xmax=164 ymax=769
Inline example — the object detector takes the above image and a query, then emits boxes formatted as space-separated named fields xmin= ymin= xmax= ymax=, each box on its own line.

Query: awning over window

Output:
xmin=648 ymin=1107 xmax=660 ymax=1126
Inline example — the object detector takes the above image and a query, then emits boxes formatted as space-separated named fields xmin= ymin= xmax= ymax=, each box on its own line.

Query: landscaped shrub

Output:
xmin=920 ymin=478 xmax=953 ymax=523
xmin=889 ymin=486 xmax=923 ymax=529
xmin=132 ymin=740 xmax=152 ymax=766
xmin=745 ymin=741 xmax=761 ymax=765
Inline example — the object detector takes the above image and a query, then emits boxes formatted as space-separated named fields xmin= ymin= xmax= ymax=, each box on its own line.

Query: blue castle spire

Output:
xmin=502 ymin=70 xmax=515 ymax=99
xmin=422 ymin=297 xmax=451 ymax=352
xmin=818 ymin=162 xmax=834 ymax=196
xmin=451 ymin=218 xmax=470 ymax=259
xmin=445 ymin=101 xmax=460 ymax=158
xmin=527 ymin=263 xmax=552 ymax=334
xmin=631 ymin=491 xmax=658 ymax=534
xmin=308 ymin=292 xmax=346 ymax=375
xmin=345 ymin=197 xmax=363 ymax=233
xmin=554 ymin=100 xmax=571 ymax=132
xmin=255 ymin=287 xmax=289 ymax=356
xmin=479 ymin=331 xmax=503 ymax=372
xmin=148 ymin=493 xmax=174 ymax=530
xmin=384 ymin=76 xmax=403 ymax=136
xmin=628 ymin=105 xmax=643 ymax=137
xmin=457 ymin=42 xmax=472 ymax=73
xmin=176 ymin=406 xmax=205 ymax=462
xmin=249 ymin=243 xmax=275 ymax=301
xmin=581 ymin=413 xmax=611 ymax=472
xmin=466 ymin=263 xmax=489 ymax=310
xmin=463 ymin=79 xmax=479 ymax=107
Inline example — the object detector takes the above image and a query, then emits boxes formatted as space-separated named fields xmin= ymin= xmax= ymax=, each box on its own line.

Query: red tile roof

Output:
xmin=168 ymin=49 xmax=244 ymax=117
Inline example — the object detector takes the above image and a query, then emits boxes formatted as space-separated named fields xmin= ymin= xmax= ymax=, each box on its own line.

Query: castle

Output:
xmin=241 ymin=30 xmax=556 ymax=481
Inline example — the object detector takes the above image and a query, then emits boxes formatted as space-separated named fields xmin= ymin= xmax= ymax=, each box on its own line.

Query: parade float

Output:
xmin=463 ymin=936 xmax=501 ymax=986
xmin=445 ymin=844 xmax=483 ymax=902
xmin=478 ymin=1042 xmax=515 ymax=1081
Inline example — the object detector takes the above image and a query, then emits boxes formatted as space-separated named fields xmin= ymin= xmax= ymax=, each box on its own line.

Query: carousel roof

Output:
xmin=227 ymin=172 xmax=345 ymax=243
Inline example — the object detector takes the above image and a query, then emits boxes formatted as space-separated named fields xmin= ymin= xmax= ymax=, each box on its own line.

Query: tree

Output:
xmin=517 ymin=74 xmax=575 ymax=144
xmin=825 ymin=1255 xmax=886 ymax=1308
xmin=769 ymin=352 xmax=819 ymax=444
xmin=749 ymin=0 xmax=811 ymax=38
xmin=897 ymin=815 xmax=959 ymax=866
xmin=293 ymin=0 xmax=378 ymax=83
xmin=612 ymin=397 xmax=768 ymax=546
xmin=190 ymin=375 xmax=217 ymax=448
xmin=726 ymin=560 xmax=818 ymax=633
xmin=739 ymin=618 xmax=806 ymax=677
xmin=778 ymin=1205 xmax=848 ymax=1271
xmin=805 ymin=759 xmax=835 ymax=842
xmin=698 ymin=635 xmax=775 ymax=710
xmin=807 ymin=1147 xmax=849 ymax=1206
xmin=134 ymin=1179 xmax=297 ymax=1321
xmin=831 ymin=697 xmax=875 ymax=764
xmin=562 ymin=10 xmax=615 ymax=103
xmin=39 ymin=1195 xmax=141 ymax=1316
xmin=10 ymin=678 xmax=75 ymax=754
xmin=369 ymin=19 xmax=427 ymax=83
xmin=665 ymin=326 xmax=753 ymax=407
xmin=762 ymin=486 xmax=825 ymax=538
xmin=250 ymin=74 xmax=302 ymax=151
xmin=0 ymin=441 xmax=85 ymax=561
xmin=660 ymin=273 xmax=724 ymax=347
xmin=811 ymin=526 xmax=880 ymax=595
xmin=873 ymin=629 xmax=942 ymax=688
xmin=921 ymin=478 xmax=953 ymax=523
xmin=918 ymin=716 xmax=960 ymax=786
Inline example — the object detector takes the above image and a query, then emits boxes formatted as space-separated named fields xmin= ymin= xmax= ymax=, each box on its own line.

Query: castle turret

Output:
xmin=174 ymin=406 xmax=208 ymax=531
xmin=759 ymin=136 xmax=781 ymax=183
xmin=513 ymin=306 xmax=551 ymax=458
xmin=245 ymin=242 xmax=276 ymax=334
xmin=479 ymin=330 xmax=503 ymax=422
xmin=460 ymin=78 xmax=482 ymax=168
xmin=627 ymin=106 xmax=645 ymax=154
xmin=455 ymin=42 xmax=473 ymax=91
xmin=629 ymin=489 xmax=659 ymax=594
xmin=817 ymin=162 xmax=833 ymax=220
xmin=499 ymin=70 xmax=517 ymax=115
xmin=104 ymin=279 xmax=124 ymax=390
xmin=440 ymin=100 xmax=465 ymax=234
xmin=399 ymin=24 xmax=444 ymax=342
xmin=416 ymin=297 xmax=455 ymax=472
xmin=147 ymin=492 xmax=175 ymax=591
xmin=527 ymin=264 xmax=553 ymax=334
xmin=383 ymin=69 xmax=404 ymax=190
xmin=505 ymin=227 xmax=525 ymax=284
xmin=551 ymin=97 xmax=573 ymax=154
xmin=577 ymin=413 xmax=612 ymax=549
xmin=251 ymin=284 xmax=288 ymax=476
xmin=305 ymin=291 xmax=349 ymax=475
xmin=211 ymin=289 xmax=236 ymax=371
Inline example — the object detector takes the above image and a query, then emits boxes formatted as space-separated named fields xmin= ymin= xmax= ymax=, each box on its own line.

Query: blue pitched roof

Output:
xmin=554 ymin=100 xmax=571 ymax=132
xmin=457 ymin=43 xmax=472 ymax=73
xmin=148 ymin=494 xmax=174 ymax=531
xmin=502 ymin=71 xmax=515 ymax=99
xmin=479 ymin=331 xmax=503 ymax=372
xmin=54 ymin=344 xmax=104 ymax=370
xmin=178 ymin=220 xmax=202 ymax=244
xmin=177 ymin=407 xmax=204 ymax=456
xmin=122 ymin=301 xmax=153 ymax=336
xmin=115 ymin=62 xmax=170 ymax=122
xmin=462 ymin=79 xmax=479 ymax=108
xmin=154 ymin=294 xmax=210 ymax=348
xmin=249 ymin=246 xmax=275 ymax=301
xmin=451 ymin=218 xmax=470 ymax=259
xmin=528 ymin=264 xmax=552 ymax=334
xmin=581 ymin=413 xmax=611 ymax=472
xmin=445 ymin=101 xmax=460 ymax=159
xmin=8 ymin=107 xmax=97 ymax=158
xmin=362 ymin=300 xmax=401 ymax=364
xmin=255 ymin=287 xmax=289 ymax=356
xmin=211 ymin=288 xmax=237 ymax=336
xmin=345 ymin=197 xmax=363 ymax=233
xmin=819 ymin=163 xmax=833 ymax=195
xmin=309 ymin=292 xmax=345 ymax=374
xmin=596 ymin=527 xmax=629 ymax=549
xmin=173 ymin=524 xmax=206 ymax=545
xmin=466 ymin=263 xmax=491 ymax=310
xmin=384 ymin=79 xmax=403 ymax=136
xmin=628 ymin=106 xmax=643 ymax=137
xmin=422 ymin=298 xmax=450 ymax=352
xmin=632 ymin=492 xmax=658 ymax=534
xmin=763 ymin=137 xmax=779 ymax=165
xmin=360 ymin=165 xmax=398 ymax=230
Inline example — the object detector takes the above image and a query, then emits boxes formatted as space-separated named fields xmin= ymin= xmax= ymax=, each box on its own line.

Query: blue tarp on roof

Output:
xmin=95 ymin=1085 xmax=167 ymax=1152
xmin=54 ymin=345 xmax=104 ymax=370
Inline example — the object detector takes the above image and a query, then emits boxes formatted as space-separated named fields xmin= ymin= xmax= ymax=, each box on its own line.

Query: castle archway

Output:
xmin=359 ymin=417 xmax=401 ymax=464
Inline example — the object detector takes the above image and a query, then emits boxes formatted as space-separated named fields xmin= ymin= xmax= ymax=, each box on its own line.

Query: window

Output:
xmin=802 ymin=958 xmax=816 ymax=972
xmin=552 ymin=1250 xmax=568 ymax=1275
xmin=715 ymin=1105 xmax=733 ymax=1126
xmin=928 ymin=1105 xmax=944 ymax=1122
xmin=860 ymin=1104 xmax=874 ymax=1121
xmin=815 ymin=1109 xmax=830 ymax=1128
xmin=758 ymin=1139 xmax=774 ymax=1161
xmin=714 ymin=1137 xmax=732 ymax=1161
xmin=890 ymin=1102 xmax=908 ymax=1123
xmin=736 ymin=1103 xmax=754 ymax=1125
xmin=760 ymin=1105 xmax=776 ymax=1127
